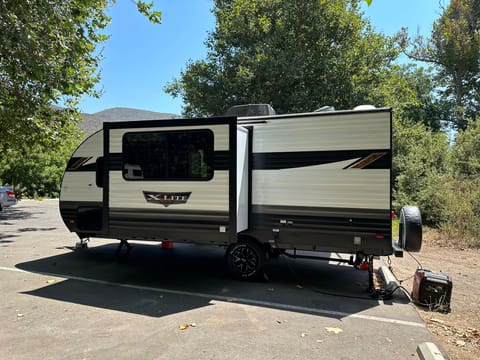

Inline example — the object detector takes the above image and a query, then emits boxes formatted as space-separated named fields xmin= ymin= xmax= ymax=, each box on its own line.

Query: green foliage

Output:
xmin=407 ymin=0 xmax=480 ymax=130
xmin=0 ymin=0 xmax=161 ymax=199
xmin=368 ymin=65 xmax=445 ymax=130
xmin=136 ymin=1 xmax=162 ymax=24
xmin=453 ymin=119 xmax=480 ymax=176
xmin=392 ymin=117 xmax=480 ymax=247
xmin=166 ymin=0 xmax=400 ymax=116
xmin=0 ymin=0 xmax=110 ymax=152
xmin=438 ymin=177 xmax=480 ymax=248
xmin=392 ymin=118 xmax=452 ymax=224
xmin=441 ymin=120 xmax=480 ymax=247
xmin=392 ymin=218 xmax=399 ymax=239
xmin=0 ymin=117 xmax=82 ymax=199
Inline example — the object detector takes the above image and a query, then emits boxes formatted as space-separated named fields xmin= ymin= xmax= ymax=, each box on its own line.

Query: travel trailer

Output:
xmin=60 ymin=105 xmax=422 ymax=282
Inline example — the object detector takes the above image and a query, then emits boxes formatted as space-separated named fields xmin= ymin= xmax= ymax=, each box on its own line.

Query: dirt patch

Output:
xmin=385 ymin=228 xmax=480 ymax=360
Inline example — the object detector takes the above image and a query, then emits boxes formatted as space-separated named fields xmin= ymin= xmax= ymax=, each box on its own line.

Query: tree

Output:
xmin=0 ymin=0 xmax=161 ymax=196
xmin=0 ymin=0 xmax=161 ymax=153
xmin=453 ymin=119 xmax=480 ymax=176
xmin=165 ymin=0 xmax=400 ymax=117
xmin=406 ymin=0 xmax=480 ymax=130
xmin=367 ymin=64 xmax=447 ymax=130
xmin=392 ymin=118 xmax=452 ymax=223
xmin=0 ymin=0 xmax=110 ymax=151
xmin=0 ymin=120 xmax=82 ymax=198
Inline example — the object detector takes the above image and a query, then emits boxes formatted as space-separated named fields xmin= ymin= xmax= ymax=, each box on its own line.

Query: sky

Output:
xmin=78 ymin=0 xmax=449 ymax=115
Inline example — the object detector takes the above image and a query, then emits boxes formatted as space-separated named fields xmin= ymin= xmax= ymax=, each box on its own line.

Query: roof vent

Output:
xmin=353 ymin=105 xmax=376 ymax=111
xmin=314 ymin=106 xmax=335 ymax=112
xmin=225 ymin=104 xmax=276 ymax=117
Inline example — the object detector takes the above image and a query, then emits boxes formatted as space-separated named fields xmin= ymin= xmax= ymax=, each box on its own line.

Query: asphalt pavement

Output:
xmin=0 ymin=200 xmax=447 ymax=359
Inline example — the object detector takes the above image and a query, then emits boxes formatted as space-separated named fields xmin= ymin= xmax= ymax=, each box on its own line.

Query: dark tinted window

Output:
xmin=122 ymin=130 xmax=214 ymax=181
xmin=95 ymin=157 xmax=104 ymax=187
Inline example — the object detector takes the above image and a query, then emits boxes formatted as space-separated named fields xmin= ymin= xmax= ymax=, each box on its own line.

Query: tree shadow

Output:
xmin=18 ymin=227 xmax=58 ymax=232
xmin=0 ymin=205 xmax=34 ymax=221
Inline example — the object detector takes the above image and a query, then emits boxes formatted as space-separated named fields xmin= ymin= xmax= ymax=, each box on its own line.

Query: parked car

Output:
xmin=0 ymin=185 xmax=17 ymax=211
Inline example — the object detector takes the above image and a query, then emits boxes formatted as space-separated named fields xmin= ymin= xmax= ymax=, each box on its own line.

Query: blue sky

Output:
xmin=78 ymin=0 xmax=449 ymax=115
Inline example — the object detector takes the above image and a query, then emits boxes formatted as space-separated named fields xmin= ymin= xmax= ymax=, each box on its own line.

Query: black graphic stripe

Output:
xmin=66 ymin=157 xmax=95 ymax=171
xmin=67 ymin=149 xmax=390 ymax=172
xmin=214 ymin=151 xmax=230 ymax=170
xmin=252 ymin=150 xmax=391 ymax=170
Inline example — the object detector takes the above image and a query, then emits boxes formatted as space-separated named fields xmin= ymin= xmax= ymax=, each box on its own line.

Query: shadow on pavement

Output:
xmin=0 ymin=204 xmax=35 ymax=221
xmin=16 ymin=241 xmax=409 ymax=319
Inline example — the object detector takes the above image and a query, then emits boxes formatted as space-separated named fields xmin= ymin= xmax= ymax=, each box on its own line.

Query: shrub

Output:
xmin=439 ymin=177 xmax=480 ymax=248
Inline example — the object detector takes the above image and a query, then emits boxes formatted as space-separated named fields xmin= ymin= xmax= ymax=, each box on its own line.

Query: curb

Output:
xmin=417 ymin=342 xmax=445 ymax=360
xmin=378 ymin=264 xmax=406 ymax=298
xmin=378 ymin=264 xmax=446 ymax=360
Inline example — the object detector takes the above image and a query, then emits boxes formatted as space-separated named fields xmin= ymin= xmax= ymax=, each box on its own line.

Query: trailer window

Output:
xmin=122 ymin=130 xmax=214 ymax=181
xmin=95 ymin=157 xmax=104 ymax=187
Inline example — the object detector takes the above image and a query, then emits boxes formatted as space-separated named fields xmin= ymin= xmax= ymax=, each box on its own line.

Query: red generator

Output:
xmin=412 ymin=269 xmax=452 ymax=313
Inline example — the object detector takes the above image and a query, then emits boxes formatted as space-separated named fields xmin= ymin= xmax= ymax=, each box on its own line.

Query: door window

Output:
xmin=122 ymin=130 xmax=214 ymax=181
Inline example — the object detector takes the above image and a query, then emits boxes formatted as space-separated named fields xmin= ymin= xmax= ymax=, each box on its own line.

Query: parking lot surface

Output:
xmin=0 ymin=200 xmax=444 ymax=359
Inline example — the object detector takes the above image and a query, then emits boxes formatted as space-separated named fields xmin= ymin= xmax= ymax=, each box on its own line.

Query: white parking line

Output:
xmin=0 ymin=266 xmax=425 ymax=328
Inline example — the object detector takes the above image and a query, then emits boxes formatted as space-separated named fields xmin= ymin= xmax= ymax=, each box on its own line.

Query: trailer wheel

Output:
xmin=399 ymin=206 xmax=422 ymax=252
xmin=226 ymin=240 xmax=266 ymax=280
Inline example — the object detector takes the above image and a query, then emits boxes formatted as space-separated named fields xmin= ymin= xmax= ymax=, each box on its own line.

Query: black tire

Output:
xmin=226 ymin=239 xmax=266 ymax=280
xmin=399 ymin=206 xmax=422 ymax=252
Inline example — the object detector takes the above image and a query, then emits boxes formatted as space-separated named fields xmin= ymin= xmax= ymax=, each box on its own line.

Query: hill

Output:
xmin=79 ymin=107 xmax=180 ymax=135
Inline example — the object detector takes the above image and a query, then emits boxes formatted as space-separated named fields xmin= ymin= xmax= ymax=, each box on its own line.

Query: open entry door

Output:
xmin=237 ymin=126 xmax=249 ymax=233
xmin=103 ymin=117 xmax=238 ymax=245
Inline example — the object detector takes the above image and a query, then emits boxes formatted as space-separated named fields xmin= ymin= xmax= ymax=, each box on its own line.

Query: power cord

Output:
xmin=407 ymin=250 xmax=423 ymax=268
xmin=277 ymin=250 xmax=387 ymax=301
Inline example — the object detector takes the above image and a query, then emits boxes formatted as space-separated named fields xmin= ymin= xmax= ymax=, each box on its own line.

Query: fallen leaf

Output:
xmin=46 ymin=279 xmax=56 ymax=284
xmin=301 ymin=332 xmax=308 ymax=337
xmin=179 ymin=323 xmax=196 ymax=330
xmin=325 ymin=327 xmax=343 ymax=334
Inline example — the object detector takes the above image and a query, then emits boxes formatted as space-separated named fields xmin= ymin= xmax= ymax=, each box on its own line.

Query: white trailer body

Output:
xmin=60 ymin=107 xmax=412 ymax=279
xmin=61 ymin=117 xmax=240 ymax=245
xmin=243 ymin=109 xmax=392 ymax=255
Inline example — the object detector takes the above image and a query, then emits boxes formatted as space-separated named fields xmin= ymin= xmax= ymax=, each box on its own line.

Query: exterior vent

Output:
xmin=225 ymin=104 xmax=276 ymax=117
xmin=353 ymin=105 xmax=376 ymax=110
xmin=314 ymin=106 xmax=335 ymax=112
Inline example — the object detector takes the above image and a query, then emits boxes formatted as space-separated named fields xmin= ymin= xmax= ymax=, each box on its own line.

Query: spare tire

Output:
xmin=399 ymin=206 xmax=423 ymax=252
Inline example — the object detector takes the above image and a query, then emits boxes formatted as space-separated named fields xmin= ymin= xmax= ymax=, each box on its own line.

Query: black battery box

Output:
xmin=412 ymin=268 xmax=452 ymax=313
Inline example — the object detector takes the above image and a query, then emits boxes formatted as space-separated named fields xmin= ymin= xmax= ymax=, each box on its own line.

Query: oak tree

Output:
xmin=165 ymin=0 xmax=400 ymax=117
